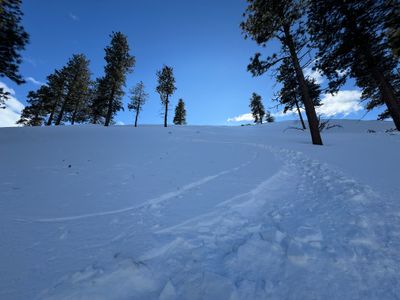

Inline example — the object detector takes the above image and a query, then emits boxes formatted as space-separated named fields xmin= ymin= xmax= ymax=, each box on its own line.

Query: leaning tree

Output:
xmin=307 ymin=0 xmax=400 ymax=130
xmin=242 ymin=0 xmax=323 ymax=145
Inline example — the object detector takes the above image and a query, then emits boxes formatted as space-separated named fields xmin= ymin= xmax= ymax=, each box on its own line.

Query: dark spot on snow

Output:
xmin=68 ymin=164 xmax=72 ymax=168
xmin=168 ymin=131 xmax=172 ymax=134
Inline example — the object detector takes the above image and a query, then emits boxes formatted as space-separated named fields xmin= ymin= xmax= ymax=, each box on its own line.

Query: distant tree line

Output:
xmin=242 ymin=0 xmax=400 ymax=145
xmin=0 ymin=1 xmax=187 ymax=128
xmin=16 ymin=34 xmax=187 ymax=127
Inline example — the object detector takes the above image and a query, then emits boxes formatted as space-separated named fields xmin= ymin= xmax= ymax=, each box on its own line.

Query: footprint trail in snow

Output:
xmin=41 ymin=143 xmax=400 ymax=300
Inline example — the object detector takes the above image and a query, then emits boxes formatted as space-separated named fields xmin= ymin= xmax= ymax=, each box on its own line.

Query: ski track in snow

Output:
xmin=40 ymin=140 xmax=400 ymax=300
xmin=32 ymin=150 xmax=259 ymax=223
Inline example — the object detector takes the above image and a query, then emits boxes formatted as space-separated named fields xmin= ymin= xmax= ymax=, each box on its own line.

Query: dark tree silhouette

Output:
xmin=249 ymin=92 xmax=265 ymax=124
xmin=102 ymin=32 xmax=135 ymax=127
xmin=173 ymin=99 xmax=187 ymax=125
xmin=156 ymin=65 xmax=176 ymax=127
xmin=242 ymin=0 xmax=323 ymax=145
xmin=308 ymin=0 xmax=400 ymax=130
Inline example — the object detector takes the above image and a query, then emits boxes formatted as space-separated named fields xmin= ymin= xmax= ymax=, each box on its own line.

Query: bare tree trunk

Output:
xmin=134 ymin=110 xmax=139 ymax=127
xmin=341 ymin=6 xmax=400 ymax=130
xmin=46 ymin=104 xmax=56 ymax=126
xmin=71 ymin=104 xmax=79 ymax=125
xmin=284 ymin=24 xmax=323 ymax=145
xmin=104 ymin=88 xmax=115 ymax=127
xmin=54 ymin=99 xmax=67 ymax=125
xmin=295 ymin=96 xmax=306 ymax=130
xmin=164 ymin=95 xmax=169 ymax=127
xmin=370 ymin=65 xmax=400 ymax=131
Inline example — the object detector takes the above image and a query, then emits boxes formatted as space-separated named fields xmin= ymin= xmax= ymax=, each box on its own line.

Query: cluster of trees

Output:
xmin=17 ymin=32 xmax=135 ymax=127
xmin=17 ymin=38 xmax=187 ymax=127
xmin=1 ymin=1 xmax=187 ymax=128
xmin=242 ymin=0 xmax=400 ymax=145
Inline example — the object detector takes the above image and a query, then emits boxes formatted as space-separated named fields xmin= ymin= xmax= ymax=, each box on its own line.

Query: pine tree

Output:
xmin=0 ymin=0 xmax=29 ymax=85
xmin=249 ymin=93 xmax=265 ymax=124
xmin=156 ymin=65 xmax=176 ymax=127
xmin=67 ymin=57 xmax=91 ymax=125
xmin=89 ymin=77 xmax=110 ymax=125
xmin=102 ymin=32 xmax=135 ymax=127
xmin=173 ymin=99 xmax=186 ymax=125
xmin=386 ymin=1 xmax=400 ymax=58
xmin=307 ymin=0 xmax=400 ymax=130
xmin=265 ymin=111 xmax=275 ymax=123
xmin=17 ymin=88 xmax=48 ymax=126
xmin=277 ymin=57 xmax=322 ymax=130
xmin=44 ymin=70 xmax=66 ymax=126
xmin=241 ymin=0 xmax=323 ymax=145
xmin=53 ymin=54 xmax=91 ymax=125
xmin=128 ymin=81 xmax=148 ymax=127
xmin=17 ymin=71 xmax=62 ymax=126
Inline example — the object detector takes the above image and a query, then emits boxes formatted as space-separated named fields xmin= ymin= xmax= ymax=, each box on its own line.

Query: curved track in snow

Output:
xmin=39 ymin=139 xmax=400 ymax=300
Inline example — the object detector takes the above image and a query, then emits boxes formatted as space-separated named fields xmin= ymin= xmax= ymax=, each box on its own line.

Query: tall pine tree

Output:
xmin=89 ymin=77 xmax=110 ymax=125
xmin=0 ymin=0 xmax=29 ymax=111
xmin=249 ymin=93 xmax=265 ymax=124
xmin=0 ymin=0 xmax=29 ymax=85
xmin=45 ymin=70 xmax=66 ymax=126
xmin=102 ymin=32 xmax=135 ymax=126
xmin=128 ymin=81 xmax=148 ymax=127
xmin=53 ymin=54 xmax=91 ymax=125
xmin=156 ymin=65 xmax=176 ymax=127
xmin=307 ymin=0 xmax=400 ymax=130
xmin=242 ymin=0 xmax=323 ymax=145
xmin=173 ymin=99 xmax=186 ymax=125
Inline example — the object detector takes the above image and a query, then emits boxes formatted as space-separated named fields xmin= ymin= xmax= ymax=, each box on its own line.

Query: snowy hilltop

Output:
xmin=1 ymin=120 xmax=399 ymax=300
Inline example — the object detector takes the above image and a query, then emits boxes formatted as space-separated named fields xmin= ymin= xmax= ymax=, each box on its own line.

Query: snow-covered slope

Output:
xmin=1 ymin=120 xmax=399 ymax=299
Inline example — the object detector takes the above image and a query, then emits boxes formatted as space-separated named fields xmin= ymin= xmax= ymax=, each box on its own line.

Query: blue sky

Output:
xmin=0 ymin=0 xmax=386 ymax=127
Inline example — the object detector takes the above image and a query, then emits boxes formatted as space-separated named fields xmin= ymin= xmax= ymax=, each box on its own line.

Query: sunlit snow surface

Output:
xmin=1 ymin=121 xmax=399 ymax=299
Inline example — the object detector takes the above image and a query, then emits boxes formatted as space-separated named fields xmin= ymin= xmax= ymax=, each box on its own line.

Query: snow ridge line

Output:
xmin=30 ymin=150 xmax=259 ymax=223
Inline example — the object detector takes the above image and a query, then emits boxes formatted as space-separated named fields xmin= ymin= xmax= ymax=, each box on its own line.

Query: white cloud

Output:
xmin=272 ymin=110 xmax=297 ymax=118
xmin=227 ymin=113 xmax=254 ymax=122
xmin=304 ymin=68 xmax=324 ymax=84
xmin=116 ymin=121 xmax=125 ymax=126
xmin=0 ymin=81 xmax=24 ymax=127
xmin=318 ymin=90 xmax=362 ymax=117
xmin=69 ymin=13 xmax=79 ymax=21
xmin=26 ymin=76 xmax=45 ymax=86
xmin=228 ymin=89 xmax=363 ymax=122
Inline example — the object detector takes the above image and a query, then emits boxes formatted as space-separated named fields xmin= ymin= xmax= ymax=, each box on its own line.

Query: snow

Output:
xmin=0 ymin=120 xmax=399 ymax=299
